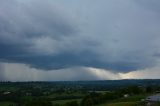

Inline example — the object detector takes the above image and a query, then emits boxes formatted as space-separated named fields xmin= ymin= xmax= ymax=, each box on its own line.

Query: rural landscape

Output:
xmin=0 ymin=80 xmax=160 ymax=106
xmin=1 ymin=0 xmax=160 ymax=106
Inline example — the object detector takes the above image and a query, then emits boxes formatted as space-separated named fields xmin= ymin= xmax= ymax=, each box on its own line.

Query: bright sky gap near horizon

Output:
xmin=0 ymin=0 xmax=160 ymax=81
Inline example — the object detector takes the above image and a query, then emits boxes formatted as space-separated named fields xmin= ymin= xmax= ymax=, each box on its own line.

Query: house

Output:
xmin=124 ymin=94 xmax=129 ymax=98
xmin=145 ymin=94 xmax=160 ymax=106
xmin=3 ymin=91 xmax=11 ymax=95
xmin=146 ymin=94 xmax=160 ymax=102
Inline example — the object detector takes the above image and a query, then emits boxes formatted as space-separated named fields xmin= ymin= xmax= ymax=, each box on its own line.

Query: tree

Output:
xmin=25 ymin=98 xmax=52 ymax=106
xmin=80 ymin=96 xmax=93 ymax=106
xmin=65 ymin=101 xmax=79 ymax=106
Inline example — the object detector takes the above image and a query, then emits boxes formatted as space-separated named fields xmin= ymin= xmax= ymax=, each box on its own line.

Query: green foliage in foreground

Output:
xmin=97 ymin=102 xmax=138 ymax=106
xmin=25 ymin=98 xmax=52 ymax=106
xmin=0 ymin=102 xmax=15 ymax=106
xmin=0 ymin=80 xmax=160 ymax=106
xmin=112 ymin=94 xmax=147 ymax=102
xmin=52 ymin=99 xmax=81 ymax=105
xmin=96 ymin=94 xmax=147 ymax=106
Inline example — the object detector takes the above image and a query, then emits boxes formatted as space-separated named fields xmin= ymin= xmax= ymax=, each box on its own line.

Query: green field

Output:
xmin=0 ymin=102 xmax=15 ymax=106
xmin=52 ymin=99 xmax=81 ymax=105
xmin=48 ymin=92 xmax=83 ymax=98
xmin=0 ymin=81 xmax=159 ymax=106
xmin=97 ymin=102 xmax=138 ymax=106
xmin=96 ymin=94 xmax=146 ymax=106
xmin=113 ymin=94 xmax=147 ymax=102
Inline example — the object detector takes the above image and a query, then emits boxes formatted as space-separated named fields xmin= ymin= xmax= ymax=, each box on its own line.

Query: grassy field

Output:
xmin=113 ymin=94 xmax=147 ymax=102
xmin=97 ymin=102 xmax=138 ymax=106
xmin=52 ymin=99 xmax=81 ymax=105
xmin=47 ymin=92 xmax=84 ymax=98
xmin=0 ymin=102 xmax=15 ymax=106
xmin=96 ymin=94 xmax=147 ymax=106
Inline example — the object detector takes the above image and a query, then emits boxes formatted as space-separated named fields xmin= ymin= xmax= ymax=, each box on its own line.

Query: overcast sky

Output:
xmin=0 ymin=0 xmax=160 ymax=81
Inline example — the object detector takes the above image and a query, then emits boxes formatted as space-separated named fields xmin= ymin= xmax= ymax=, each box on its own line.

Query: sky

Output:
xmin=0 ymin=0 xmax=160 ymax=81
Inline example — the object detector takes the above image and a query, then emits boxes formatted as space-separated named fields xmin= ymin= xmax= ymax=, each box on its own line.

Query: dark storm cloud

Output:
xmin=135 ymin=0 xmax=160 ymax=12
xmin=0 ymin=0 xmax=79 ymax=66
xmin=1 ymin=51 xmax=147 ymax=71
xmin=0 ymin=63 xmax=5 ymax=80
xmin=0 ymin=0 xmax=160 ymax=72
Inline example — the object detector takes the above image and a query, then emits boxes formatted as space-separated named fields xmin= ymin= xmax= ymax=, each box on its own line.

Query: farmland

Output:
xmin=0 ymin=80 xmax=160 ymax=106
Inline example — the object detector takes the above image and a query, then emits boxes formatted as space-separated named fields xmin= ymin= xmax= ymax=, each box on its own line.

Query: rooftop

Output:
xmin=146 ymin=94 xmax=160 ymax=102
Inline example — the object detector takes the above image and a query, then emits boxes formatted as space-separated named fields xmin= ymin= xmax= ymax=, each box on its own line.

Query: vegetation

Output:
xmin=97 ymin=102 xmax=138 ymax=106
xmin=0 ymin=80 xmax=160 ymax=106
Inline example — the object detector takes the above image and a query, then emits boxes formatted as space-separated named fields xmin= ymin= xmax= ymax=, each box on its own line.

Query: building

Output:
xmin=3 ymin=91 xmax=11 ymax=95
xmin=146 ymin=94 xmax=160 ymax=102
xmin=145 ymin=94 xmax=160 ymax=106
xmin=124 ymin=94 xmax=129 ymax=98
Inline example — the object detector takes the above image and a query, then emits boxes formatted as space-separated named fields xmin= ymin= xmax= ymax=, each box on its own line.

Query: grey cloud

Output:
xmin=0 ymin=0 xmax=76 ymax=44
xmin=0 ymin=0 xmax=160 ymax=73
xmin=0 ymin=63 xmax=5 ymax=80
xmin=1 ymin=62 xmax=160 ymax=81
xmin=0 ymin=62 xmax=119 ymax=81
xmin=135 ymin=0 xmax=160 ymax=13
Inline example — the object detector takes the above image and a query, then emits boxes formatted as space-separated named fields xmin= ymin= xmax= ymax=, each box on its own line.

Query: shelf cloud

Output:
xmin=0 ymin=0 xmax=160 ymax=80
